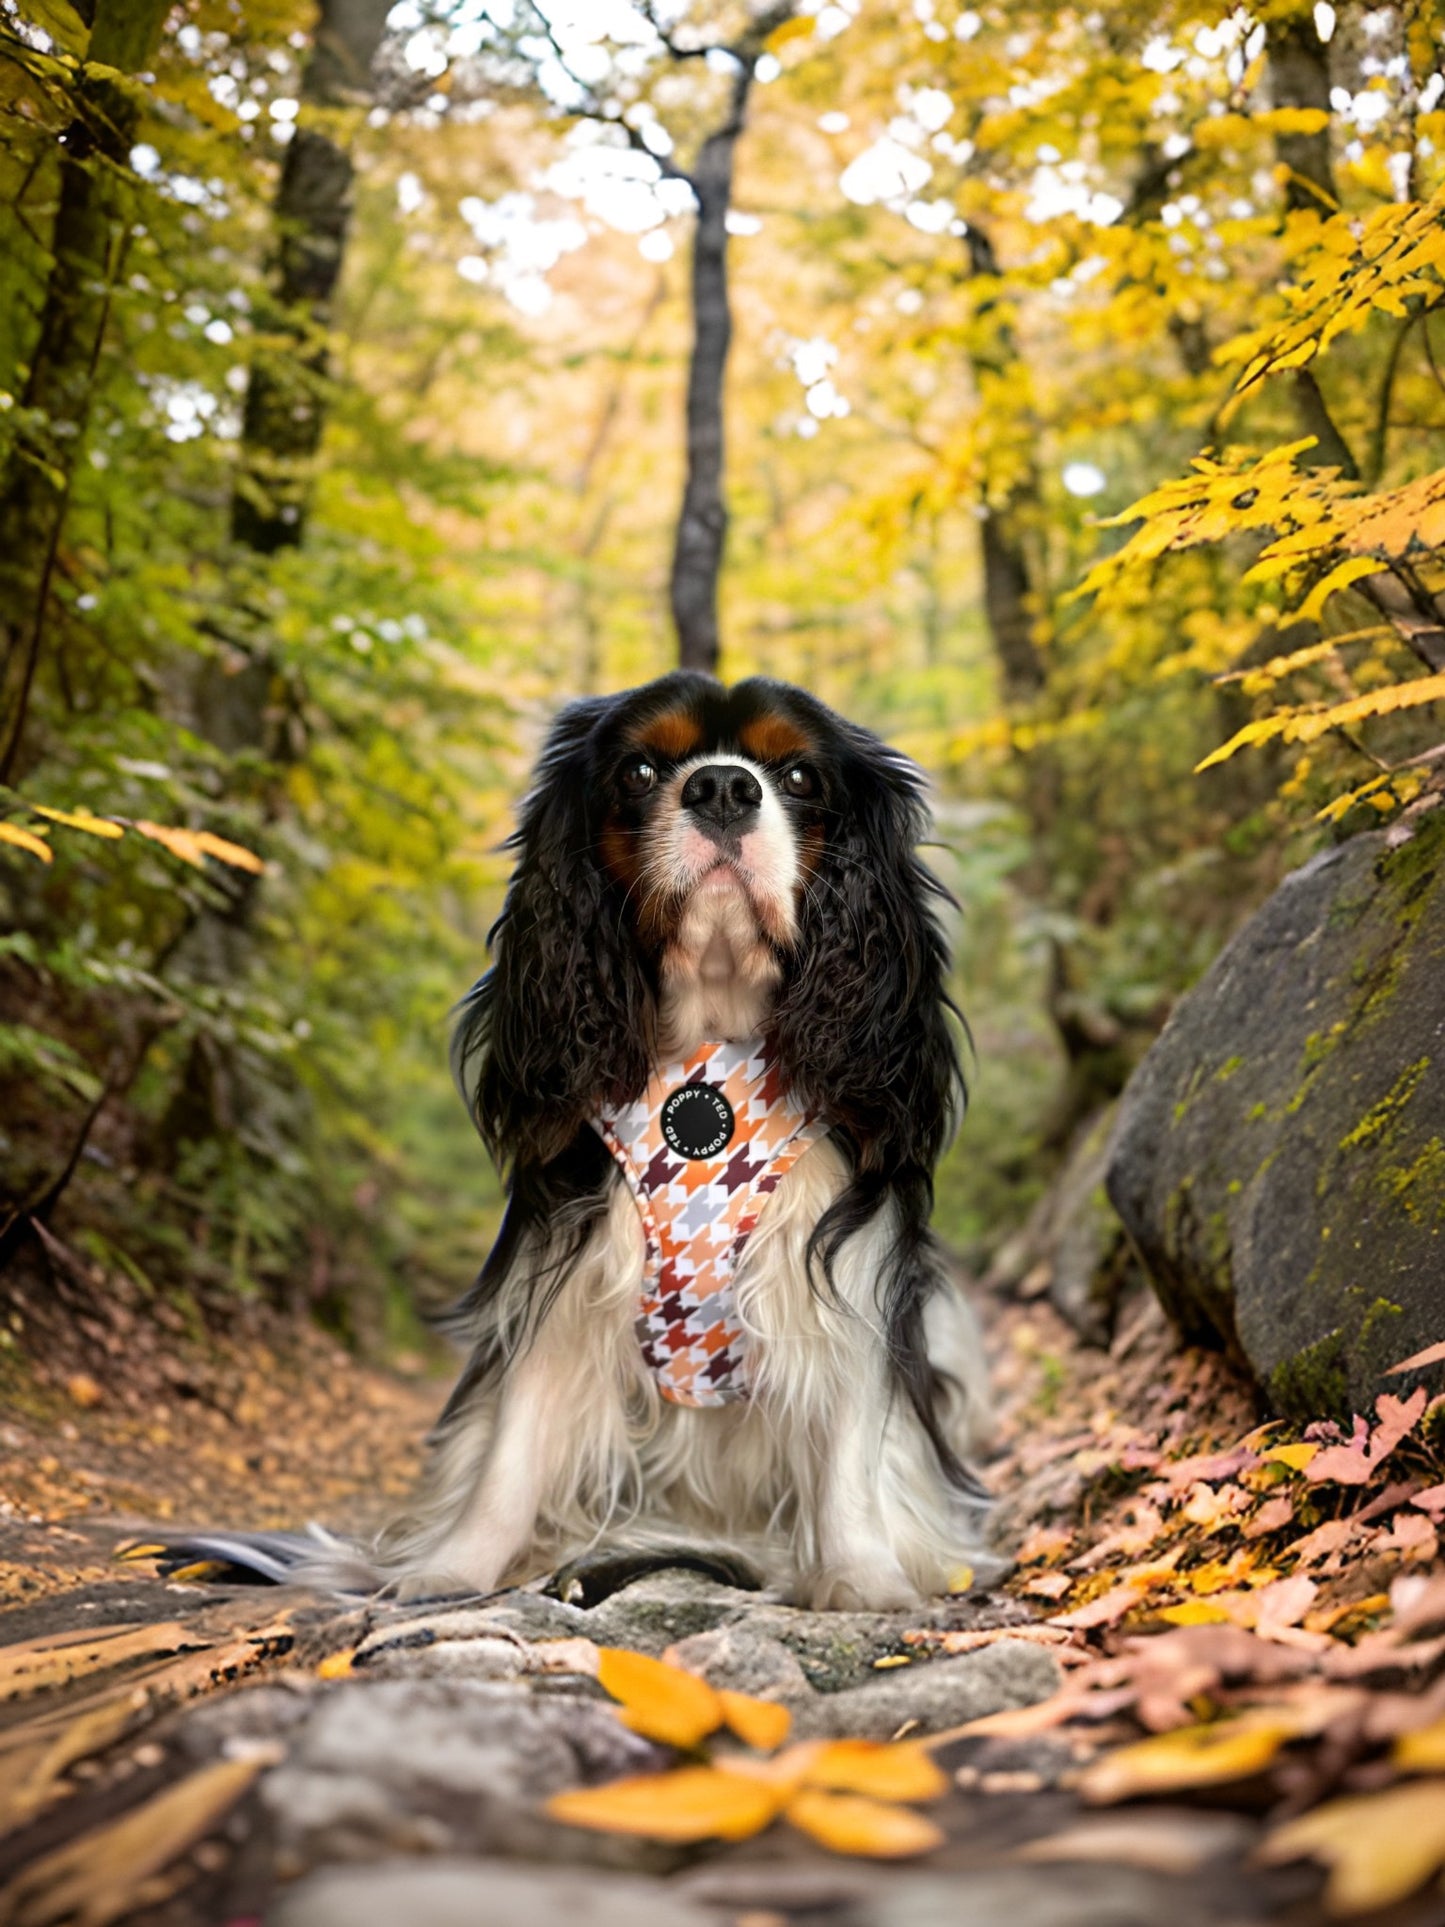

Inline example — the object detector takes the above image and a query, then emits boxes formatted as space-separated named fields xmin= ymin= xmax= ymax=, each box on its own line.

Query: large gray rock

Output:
xmin=270 ymin=1860 xmax=716 ymax=1927
xmin=251 ymin=1679 xmax=668 ymax=1873
xmin=1108 ymin=814 xmax=1445 ymax=1419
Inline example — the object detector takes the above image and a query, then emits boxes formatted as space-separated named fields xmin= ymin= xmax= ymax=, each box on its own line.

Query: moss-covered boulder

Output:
xmin=1107 ymin=814 xmax=1445 ymax=1420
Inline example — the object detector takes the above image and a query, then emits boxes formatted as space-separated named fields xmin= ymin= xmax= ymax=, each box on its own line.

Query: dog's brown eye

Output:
xmin=781 ymin=765 xmax=816 ymax=799
xmin=619 ymin=757 xmax=657 ymax=799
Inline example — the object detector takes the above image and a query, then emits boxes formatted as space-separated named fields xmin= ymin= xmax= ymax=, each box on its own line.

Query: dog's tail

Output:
xmin=122 ymin=1524 xmax=381 ymax=1593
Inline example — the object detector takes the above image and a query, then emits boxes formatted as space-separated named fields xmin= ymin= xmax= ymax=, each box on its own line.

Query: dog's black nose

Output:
xmin=681 ymin=763 xmax=763 ymax=831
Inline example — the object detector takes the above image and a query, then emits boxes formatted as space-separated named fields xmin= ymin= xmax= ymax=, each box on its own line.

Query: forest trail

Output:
xmin=4 ymin=1277 xmax=1444 ymax=1926
xmin=0 ymin=1307 xmax=433 ymax=1632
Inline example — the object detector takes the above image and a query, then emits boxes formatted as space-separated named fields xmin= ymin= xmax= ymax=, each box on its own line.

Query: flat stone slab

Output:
xmin=163 ymin=1567 xmax=1063 ymax=1901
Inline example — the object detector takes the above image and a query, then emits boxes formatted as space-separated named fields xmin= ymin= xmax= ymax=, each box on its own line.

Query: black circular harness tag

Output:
xmin=660 ymin=1082 xmax=735 ymax=1160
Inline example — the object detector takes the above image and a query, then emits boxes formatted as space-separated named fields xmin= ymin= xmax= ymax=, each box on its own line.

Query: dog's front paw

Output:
xmin=800 ymin=1563 xmax=924 ymax=1613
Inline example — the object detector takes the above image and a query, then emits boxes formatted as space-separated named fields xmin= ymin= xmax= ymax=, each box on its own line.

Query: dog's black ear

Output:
xmin=772 ymin=727 xmax=983 ymax=1500
xmin=452 ymin=697 xmax=653 ymax=1171
xmin=771 ymin=730 xmax=965 ymax=1184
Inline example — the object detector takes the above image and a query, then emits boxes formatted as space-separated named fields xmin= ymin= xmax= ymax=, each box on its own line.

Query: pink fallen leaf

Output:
xmin=1243 ymin=1496 xmax=1296 ymax=1540
xmin=1051 ymin=1584 xmax=1147 ymax=1631
xmin=1389 ymin=1572 xmax=1445 ymax=1635
xmin=1182 ymin=1482 xmax=1245 ymax=1529
xmin=1382 ymin=1513 xmax=1438 ymax=1561
xmin=1410 ymin=1484 xmax=1445 ymax=1519
xmin=1374 ymin=1387 xmax=1429 ymax=1456
xmin=1306 ymin=1390 xmax=1425 ymax=1488
xmin=908 ymin=1626 xmax=1076 ymax=1655
xmin=1385 ymin=1340 xmax=1445 ymax=1376
xmin=1356 ymin=1479 xmax=1422 ymax=1526
xmin=1161 ymin=1445 xmax=1260 ymax=1491
xmin=1307 ymin=1416 xmax=1373 ymax=1487
xmin=1291 ymin=1518 xmax=1357 ymax=1567
xmin=1021 ymin=1572 xmax=1074 ymax=1602
xmin=942 ymin=1684 xmax=1138 ymax=1743
xmin=1069 ymin=1504 xmax=1167 ymax=1572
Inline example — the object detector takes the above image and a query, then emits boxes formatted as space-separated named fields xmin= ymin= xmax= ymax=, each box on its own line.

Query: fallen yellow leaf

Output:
xmin=1260 ymin=1779 xmax=1445 ymax=1914
xmin=0 ymin=1750 xmax=276 ymax=1927
xmin=1155 ymin=1600 xmax=1233 ymax=1626
xmin=785 ymin=1787 xmax=944 ymax=1858
xmin=0 ymin=1694 xmax=141 ymax=1830
xmin=717 ymin=1689 xmax=791 ymax=1751
xmin=596 ymin=1647 xmax=723 ymax=1748
xmin=0 ymin=1624 xmax=211 ymax=1702
xmin=546 ymin=1765 xmax=781 ymax=1842
xmin=1395 ymin=1720 xmax=1445 ymax=1774
xmin=1263 ymin=1442 xmax=1318 ymax=1472
xmin=1078 ymin=1717 xmax=1295 ymax=1804
xmin=804 ymin=1738 xmax=947 ymax=1803
xmin=316 ymin=1651 xmax=355 ymax=1680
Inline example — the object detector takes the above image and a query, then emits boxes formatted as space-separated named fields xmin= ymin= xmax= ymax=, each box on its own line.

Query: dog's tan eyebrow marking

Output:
xmin=739 ymin=714 xmax=812 ymax=764
xmin=638 ymin=709 xmax=703 ymax=758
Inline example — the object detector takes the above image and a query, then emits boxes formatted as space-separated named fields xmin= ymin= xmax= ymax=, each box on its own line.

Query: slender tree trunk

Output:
xmin=1268 ymin=8 xmax=1336 ymax=214
xmin=962 ymin=224 xmax=1047 ymax=700
xmin=0 ymin=0 xmax=169 ymax=781
xmin=670 ymin=96 xmax=749 ymax=676
xmin=664 ymin=3 xmax=794 ymax=676
xmin=230 ymin=0 xmax=391 ymax=551
xmin=158 ymin=0 xmax=391 ymax=1171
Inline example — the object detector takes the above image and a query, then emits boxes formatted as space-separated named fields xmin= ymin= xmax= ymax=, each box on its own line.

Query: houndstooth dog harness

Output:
xmin=592 ymin=1038 xmax=827 ymax=1408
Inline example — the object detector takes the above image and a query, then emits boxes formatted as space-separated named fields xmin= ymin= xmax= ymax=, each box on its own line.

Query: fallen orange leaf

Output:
xmin=717 ymin=1741 xmax=824 ymax=1791
xmin=546 ymin=1765 xmax=780 ymax=1842
xmin=717 ymin=1689 xmax=791 ymax=1751
xmin=803 ymin=1738 xmax=947 ymax=1803
xmin=596 ymin=1647 xmax=723 ymax=1749
xmin=785 ymin=1787 xmax=944 ymax=1858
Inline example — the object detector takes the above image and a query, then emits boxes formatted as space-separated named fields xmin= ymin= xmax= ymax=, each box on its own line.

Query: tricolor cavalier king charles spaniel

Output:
xmin=381 ymin=672 xmax=991 ymax=1611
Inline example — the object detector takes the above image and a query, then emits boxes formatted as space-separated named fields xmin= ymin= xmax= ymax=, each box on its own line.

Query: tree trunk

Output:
xmin=0 ymin=0 xmax=169 ymax=782
xmin=1267 ymin=8 xmax=1336 ymax=213
xmin=669 ymin=114 xmax=744 ymax=677
xmin=230 ymin=0 xmax=392 ymax=552
xmin=962 ymin=223 xmax=1047 ymax=700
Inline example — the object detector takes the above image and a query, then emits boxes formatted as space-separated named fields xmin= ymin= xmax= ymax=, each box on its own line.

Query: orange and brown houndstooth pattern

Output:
xmin=593 ymin=1038 xmax=827 ymax=1407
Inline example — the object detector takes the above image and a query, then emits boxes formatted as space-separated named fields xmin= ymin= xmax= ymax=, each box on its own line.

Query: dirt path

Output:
xmin=0 ymin=1309 xmax=434 ymax=1629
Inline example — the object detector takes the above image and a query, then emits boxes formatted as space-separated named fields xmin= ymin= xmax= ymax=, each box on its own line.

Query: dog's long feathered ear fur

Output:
xmin=770 ymin=726 xmax=965 ymax=1179
xmin=769 ymin=726 xmax=982 ymax=1498
xmin=451 ymin=697 xmax=654 ymax=1173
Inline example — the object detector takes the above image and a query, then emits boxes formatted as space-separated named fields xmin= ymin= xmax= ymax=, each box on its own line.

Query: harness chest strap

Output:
xmin=592 ymin=1038 xmax=826 ymax=1407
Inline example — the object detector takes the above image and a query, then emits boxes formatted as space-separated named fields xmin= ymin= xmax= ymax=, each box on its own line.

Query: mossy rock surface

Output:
xmin=1107 ymin=814 xmax=1445 ymax=1421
